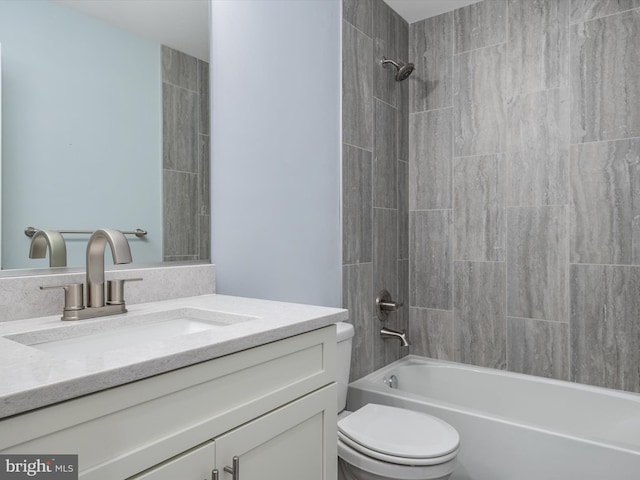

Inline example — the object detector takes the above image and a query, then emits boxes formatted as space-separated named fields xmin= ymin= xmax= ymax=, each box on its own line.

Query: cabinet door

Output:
xmin=129 ymin=441 xmax=215 ymax=480
xmin=215 ymin=385 xmax=337 ymax=480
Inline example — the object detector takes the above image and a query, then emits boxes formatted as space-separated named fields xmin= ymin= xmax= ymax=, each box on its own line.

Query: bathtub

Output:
xmin=346 ymin=355 xmax=640 ymax=480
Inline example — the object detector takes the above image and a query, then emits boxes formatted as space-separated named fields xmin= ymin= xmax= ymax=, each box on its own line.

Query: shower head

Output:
xmin=395 ymin=62 xmax=414 ymax=81
xmin=381 ymin=57 xmax=414 ymax=82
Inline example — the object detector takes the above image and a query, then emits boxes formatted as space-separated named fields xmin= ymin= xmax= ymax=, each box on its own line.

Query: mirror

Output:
xmin=0 ymin=0 xmax=210 ymax=272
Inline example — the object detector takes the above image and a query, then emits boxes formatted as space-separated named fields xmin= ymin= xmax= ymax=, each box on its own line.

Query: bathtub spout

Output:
xmin=381 ymin=326 xmax=410 ymax=347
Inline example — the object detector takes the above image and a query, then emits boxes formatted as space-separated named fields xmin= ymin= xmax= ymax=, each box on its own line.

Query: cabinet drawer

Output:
xmin=0 ymin=326 xmax=336 ymax=480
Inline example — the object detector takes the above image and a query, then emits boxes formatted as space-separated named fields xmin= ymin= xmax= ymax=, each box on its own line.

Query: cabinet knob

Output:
xmin=223 ymin=456 xmax=239 ymax=480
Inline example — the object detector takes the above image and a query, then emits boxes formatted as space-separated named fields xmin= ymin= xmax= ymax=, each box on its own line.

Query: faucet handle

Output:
xmin=40 ymin=283 xmax=84 ymax=312
xmin=106 ymin=278 xmax=143 ymax=305
xmin=376 ymin=289 xmax=403 ymax=320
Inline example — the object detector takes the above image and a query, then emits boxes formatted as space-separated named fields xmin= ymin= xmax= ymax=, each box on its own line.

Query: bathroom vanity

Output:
xmin=0 ymin=294 xmax=346 ymax=479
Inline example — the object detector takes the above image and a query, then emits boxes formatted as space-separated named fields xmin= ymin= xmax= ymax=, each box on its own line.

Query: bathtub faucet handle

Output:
xmin=376 ymin=289 xmax=403 ymax=320
xmin=380 ymin=299 xmax=403 ymax=311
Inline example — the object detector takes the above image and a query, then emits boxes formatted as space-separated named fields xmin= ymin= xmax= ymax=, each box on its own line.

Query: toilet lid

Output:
xmin=337 ymin=404 xmax=459 ymax=460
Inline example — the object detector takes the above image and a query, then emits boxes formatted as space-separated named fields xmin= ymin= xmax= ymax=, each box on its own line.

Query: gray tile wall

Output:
xmin=409 ymin=108 xmax=452 ymax=210
xmin=454 ymin=260 xmax=506 ymax=369
xmin=342 ymin=0 xmax=409 ymax=381
xmin=453 ymin=154 xmax=505 ymax=261
xmin=408 ymin=0 xmax=640 ymax=393
xmin=454 ymin=43 xmax=507 ymax=157
xmin=162 ymin=46 xmax=210 ymax=262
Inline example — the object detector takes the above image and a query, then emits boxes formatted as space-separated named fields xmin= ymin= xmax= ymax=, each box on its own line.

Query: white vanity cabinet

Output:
xmin=0 ymin=325 xmax=337 ymax=480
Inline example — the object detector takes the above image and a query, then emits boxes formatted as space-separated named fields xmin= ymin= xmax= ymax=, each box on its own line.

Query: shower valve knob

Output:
xmin=379 ymin=299 xmax=403 ymax=311
xmin=376 ymin=289 xmax=403 ymax=320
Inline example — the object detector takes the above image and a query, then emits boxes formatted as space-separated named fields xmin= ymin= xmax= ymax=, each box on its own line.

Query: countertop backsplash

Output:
xmin=0 ymin=263 xmax=216 ymax=323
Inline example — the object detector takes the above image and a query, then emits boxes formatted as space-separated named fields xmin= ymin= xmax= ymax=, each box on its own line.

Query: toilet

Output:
xmin=336 ymin=322 xmax=460 ymax=480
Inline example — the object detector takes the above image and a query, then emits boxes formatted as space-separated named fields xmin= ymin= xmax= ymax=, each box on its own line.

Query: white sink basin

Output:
xmin=6 ymin=308 xmax=257 ymax=359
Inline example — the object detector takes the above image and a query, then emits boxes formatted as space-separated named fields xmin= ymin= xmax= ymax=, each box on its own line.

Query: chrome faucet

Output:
xmin=29 ymin=230 xmax=67 ymax=267
xmin=41 ymin=229 xmax=142 ymax=321
xmin=380 ymin=326 xmax=411 ymax=347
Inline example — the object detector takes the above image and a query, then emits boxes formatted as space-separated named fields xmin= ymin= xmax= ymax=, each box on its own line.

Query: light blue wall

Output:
xmin=0 ymin=43 xmax=3 ymax=270
xmin=0 ymin=1 xmax=162 ymax=269
xmin=211 ymin=0 xmax=342 ymax=307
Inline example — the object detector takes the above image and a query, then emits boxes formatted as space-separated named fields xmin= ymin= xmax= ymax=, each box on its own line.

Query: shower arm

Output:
xmin=380 ymin=57 xmax=401 ymax=69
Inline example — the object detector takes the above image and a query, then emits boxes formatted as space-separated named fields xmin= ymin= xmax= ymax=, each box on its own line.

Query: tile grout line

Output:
xmin=453 ymin=152 xmax=507 ymax=160
xmin=342 ymin=261 xmax=374 ymax=268
xmin=343 ymin=18 xmax=373 ymax=42
xmin=450 ymin=8 xmax=456 ymax=361
xmin=505 ymin=204 xmax=570 ymax=209
xmin=453 ymin=151 xmax=507 ymax=160
xmin=452 ymin=259 xmax=507 ymax=264
xmin=567 ymin=16 xmax=573 ymax=382
xmin=163 ymin=168 xmax=198 ymax=176
xmin=569 ymin=6 xmax=640 ymax=26
xmin=343 ymin=141 xmax=373 ymax=154
xmin=374 ymin=95 xmax=399 ymax=111
xmin=569 ymin=262 xmax=640 ymax=267
xmin=369 ymin=16 xmax=375 ymax=369
xmin=373 ymin=206 xmax=399 ymax=212
xmin=454 ymin=40 xmax=508 ymax=57
xmin=504 ymin=0 xmax=510 ymax=372
xmin=162 ymin=80 xmax=199 ymax=95
xmin=409 ymin=105 xmax=454 ymax=116
xmin=410 ymin=305 xmax=453 ymax=314
xmin=410 ymin=208 xmax=453 ymax=213
xmin=507 ymin=314 xmax=570 ymax=325
xmin=570 ymin=135 xmax=640 ymax=147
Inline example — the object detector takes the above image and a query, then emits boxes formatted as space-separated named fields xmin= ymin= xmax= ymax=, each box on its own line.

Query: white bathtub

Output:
xmin=346 ymin=355 xmax=640 ymax=480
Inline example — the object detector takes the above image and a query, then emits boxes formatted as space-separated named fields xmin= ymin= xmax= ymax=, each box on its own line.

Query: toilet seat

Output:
xmin=338 ymin=438 xmax=457 ymax=480
xmin=338 ymin=404 xmax=460 ymax=466
xmin=338 ymin=431 xmax=459 ymax=466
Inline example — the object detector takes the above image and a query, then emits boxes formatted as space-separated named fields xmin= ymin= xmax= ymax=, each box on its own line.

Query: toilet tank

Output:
xmin=336 ymin=322 xmax=354 ymax=412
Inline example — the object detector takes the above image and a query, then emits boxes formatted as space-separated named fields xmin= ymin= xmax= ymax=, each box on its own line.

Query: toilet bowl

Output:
xmin=336 ymin=322 xmax=459 ymax=480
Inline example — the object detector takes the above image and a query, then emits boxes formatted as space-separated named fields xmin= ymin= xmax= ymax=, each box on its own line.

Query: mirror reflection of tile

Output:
xmin=161 ymin=45 xmax=210 ymax=263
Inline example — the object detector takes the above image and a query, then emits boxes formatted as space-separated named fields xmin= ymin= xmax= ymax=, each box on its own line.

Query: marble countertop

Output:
xmin=0 ymin=294 xmax=348 ymax=419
